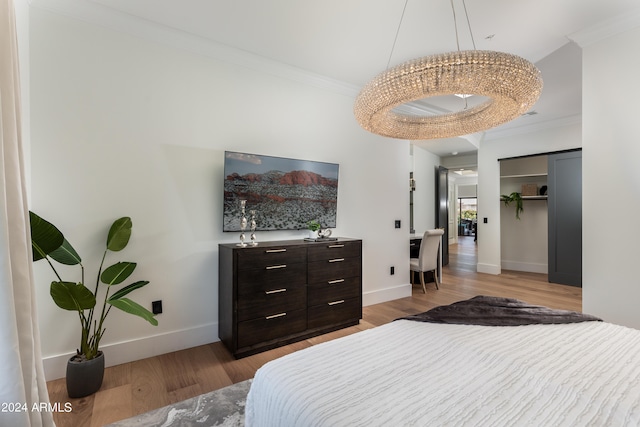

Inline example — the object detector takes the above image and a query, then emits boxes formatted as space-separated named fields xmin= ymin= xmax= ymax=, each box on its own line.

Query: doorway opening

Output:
xmin=458 ymin=197 xmax=477 ymax=240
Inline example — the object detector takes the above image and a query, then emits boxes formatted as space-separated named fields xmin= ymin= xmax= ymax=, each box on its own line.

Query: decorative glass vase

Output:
xmin=249 ymin=210 xmax=258 ymax=246
xmin=237 ymin=200 xmax=247 ymax=247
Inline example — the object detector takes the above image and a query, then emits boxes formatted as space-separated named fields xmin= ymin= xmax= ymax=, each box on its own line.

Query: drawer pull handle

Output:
xmin=328 ymin=300 xmax=345 ymax=306
xmin=265 ymin=249 xmax=287 ymax=253
xmin=328 ymin=258 xmax=344 ymax=263
xmin=328 ymin=244 xmax=345 ymax=248
xmin=266 ymin=312 xmax=287 ymax=320
xmin=328 ymin=279 xmax=345 ymax=285
xmin=265 ymin=288 xmax=287 ymax=295
xmin=266 ymin=264 xmax=287 ymax=270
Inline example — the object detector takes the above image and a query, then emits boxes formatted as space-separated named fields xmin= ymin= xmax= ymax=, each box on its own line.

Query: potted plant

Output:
xmin=306 ymin=220 xmax=321 ymax=239
xmin=501 ymin=192 xmax=524 ymax=219
xmin=29 ymin=211 xmax=158 ymax=398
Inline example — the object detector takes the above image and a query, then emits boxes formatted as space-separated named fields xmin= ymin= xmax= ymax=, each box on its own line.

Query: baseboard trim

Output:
xmin=501 ymin=260 xmax=548 ymax=274
xmin=476 ymin=263 xmax=501 ymax=275
xmin=42 ymin=322 xmax=219 ymax=381
xmin=363 ymin=283 xmax=412 ymax=307
xmin=43 ymin=285 xmax=414 ymax=380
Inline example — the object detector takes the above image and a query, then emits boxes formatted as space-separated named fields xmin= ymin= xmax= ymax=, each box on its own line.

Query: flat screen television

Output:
xmin=223 ymin=151 xmax=339 ymax=231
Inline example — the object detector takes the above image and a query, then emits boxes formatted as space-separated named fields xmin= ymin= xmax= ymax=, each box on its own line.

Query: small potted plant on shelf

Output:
xmin=501 ymin=192 xmax=524 ymax=220
xmin=306 ymin=220 xmax=321 ymax=239
xmin=29 ymin=211 xmax=158 ymax=398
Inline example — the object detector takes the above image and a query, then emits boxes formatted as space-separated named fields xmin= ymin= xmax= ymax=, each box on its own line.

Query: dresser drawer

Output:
xmin=238 ymin=285 xmax=306 ymax=322
xmin=308 ymin=257 xmax=361 ymax=283
xmin=237 ymin=308 xmax=307 ymax=348
xmin=308 ymin=276 xmax=361 ymax=306
xmin=308 ymin=240 xmax=361 ymax=262
xmin=237 ymin=246 xmax=307 ymax=269
xmin=308 ymin=297 xmax=361 ymax=329
xmin=238 ymin=262 xmax=307 ymax=295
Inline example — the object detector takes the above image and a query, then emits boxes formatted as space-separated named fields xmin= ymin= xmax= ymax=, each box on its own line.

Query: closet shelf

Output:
xmin=500 ymin=195 xmax=548 ymax=201
xmin=500 ymin=173 xmax=547 ymax=179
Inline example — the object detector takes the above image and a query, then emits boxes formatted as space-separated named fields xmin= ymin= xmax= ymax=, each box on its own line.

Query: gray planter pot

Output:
xmin=66 ymin=351 xmax=105 ymax=398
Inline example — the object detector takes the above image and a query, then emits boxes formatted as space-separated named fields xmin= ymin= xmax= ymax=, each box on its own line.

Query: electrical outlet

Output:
xmin=152 ymin=300 xmax=163 ymax=315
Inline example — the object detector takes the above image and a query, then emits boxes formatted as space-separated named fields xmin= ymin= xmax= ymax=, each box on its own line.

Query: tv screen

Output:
xmin=223 ymin=151 xmax=339 ymax=231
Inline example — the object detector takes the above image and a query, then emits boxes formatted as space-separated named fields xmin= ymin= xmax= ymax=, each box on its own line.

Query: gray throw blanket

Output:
xmin=398 ymin=295 xmax=601 ymax=326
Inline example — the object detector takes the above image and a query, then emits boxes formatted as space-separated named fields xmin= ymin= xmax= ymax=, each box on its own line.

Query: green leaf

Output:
xmin=49 ymin=238 xmax=82 ymax=265
xmin=107 ymin=217 xmax=132 ymax=252
xmin=108 ymin=280 xmax=150 ymax=301
xmin=101 ymin=262 xmax=136 ymax=285
xmin=50 ymin=281 xmax=96 ymax=311
xmin=108 ymin=298 xmax=158 ymax=326
xmin=29 ymin=211 xmax=64 ymax=262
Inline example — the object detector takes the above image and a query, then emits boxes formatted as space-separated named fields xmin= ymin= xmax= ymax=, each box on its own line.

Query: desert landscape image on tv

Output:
xmin=223 ymin=151 xmax=339 ymax=231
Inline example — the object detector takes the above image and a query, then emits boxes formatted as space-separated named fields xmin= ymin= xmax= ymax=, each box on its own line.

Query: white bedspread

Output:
xmin=245 ymin=319 xmax=640 ymax=426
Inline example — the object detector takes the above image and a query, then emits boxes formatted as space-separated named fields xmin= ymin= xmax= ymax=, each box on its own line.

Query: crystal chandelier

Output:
xmin=353 ymin=1 xmax=543 ymax=140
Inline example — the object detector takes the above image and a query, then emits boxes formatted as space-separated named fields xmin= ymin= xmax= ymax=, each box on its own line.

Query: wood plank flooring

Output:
xmin=46 ymin=237 xmax=581 ymax=426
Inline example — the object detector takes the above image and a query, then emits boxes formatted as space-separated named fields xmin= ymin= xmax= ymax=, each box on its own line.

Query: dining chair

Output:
xmin=410 ymin=229 xmax=444 ymax=293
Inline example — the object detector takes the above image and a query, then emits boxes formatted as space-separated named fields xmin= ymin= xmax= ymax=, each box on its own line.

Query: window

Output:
xmin=458 ymin=197 xmax=477 ymax=236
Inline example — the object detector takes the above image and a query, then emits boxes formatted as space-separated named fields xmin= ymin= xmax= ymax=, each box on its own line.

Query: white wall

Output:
xmin=582 ymin=26 xmax=640 ymax=328
xmin=500 ymin=201 xmax=548 ymax=273
xmin=411 ymin=145 xmax=440 ymax=234
xmin=458 ymin=184 xmax=477 ymax=198
xmin=29 ymin=8 xmax=411 ymax=379
xmin=477 ymin=123 xmax=581 ymax=274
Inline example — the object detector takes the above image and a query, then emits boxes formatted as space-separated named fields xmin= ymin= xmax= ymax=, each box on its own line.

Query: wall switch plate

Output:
xmin=152 ymin=300 xmax=163 ymax=315
xmin=483 ymin=217 xmax=488 ymax=224
xmin=390 ymin=266 xmax=395 ymax=275
xmin=395 ymin=220 xmax=401 ymax=229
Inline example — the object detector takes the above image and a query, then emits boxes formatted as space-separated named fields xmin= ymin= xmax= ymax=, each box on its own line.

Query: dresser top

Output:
xmin=219 ymin=237 xmax=361 ymax=250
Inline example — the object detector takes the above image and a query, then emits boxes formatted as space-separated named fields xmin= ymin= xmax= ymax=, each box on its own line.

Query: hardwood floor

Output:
xmin=46 ymin=237 xmax=581 ymax=426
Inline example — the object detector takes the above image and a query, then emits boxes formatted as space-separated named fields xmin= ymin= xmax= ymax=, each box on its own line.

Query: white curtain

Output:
xmin=0 ymin=0 xmax=54 ymax=426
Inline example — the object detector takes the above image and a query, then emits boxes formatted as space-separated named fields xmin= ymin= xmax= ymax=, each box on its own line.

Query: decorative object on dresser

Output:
xmin=218 ymin=238 xmax=362 ymax=358
xmin=249 ymin=210 xmax=258 ymax=246
xmin=237 ymin=199 xmax=248 ymax=247
xmin=306 ymin=220 xmax=321 ymax=239
xmin=304 ymin=221 xmax=335 ymax=242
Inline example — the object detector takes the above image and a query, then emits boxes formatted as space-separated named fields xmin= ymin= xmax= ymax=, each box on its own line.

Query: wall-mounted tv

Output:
xmin=223 ymin=151 xmax=339 ymax=231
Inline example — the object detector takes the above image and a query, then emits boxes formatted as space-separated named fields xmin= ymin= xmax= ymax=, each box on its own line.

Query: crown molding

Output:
xmin=483 ymin=114 xmax=582 ymax=141
xmin=569 ymin=7 xmax=640 ymax=47
xmin=29 ymin=0 xmax=361 ymax=98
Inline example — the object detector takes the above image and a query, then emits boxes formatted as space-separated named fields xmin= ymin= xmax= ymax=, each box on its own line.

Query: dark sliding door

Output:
xmin=548 ymin=151 xmax=582 ymax=286
xmin=436 ymin=166 xmax=449 ymax=265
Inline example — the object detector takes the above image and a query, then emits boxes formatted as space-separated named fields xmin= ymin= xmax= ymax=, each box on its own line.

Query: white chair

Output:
xmin=410 ymin=229 xmax=444 ymax=293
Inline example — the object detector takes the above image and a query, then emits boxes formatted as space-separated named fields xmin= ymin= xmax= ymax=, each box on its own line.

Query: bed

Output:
xmin=245 ymin=296 xmax=640 ymax=426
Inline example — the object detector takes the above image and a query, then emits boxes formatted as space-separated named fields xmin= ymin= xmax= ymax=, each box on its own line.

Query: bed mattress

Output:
xmin=245 ymin=318 xmax=640 ymax=426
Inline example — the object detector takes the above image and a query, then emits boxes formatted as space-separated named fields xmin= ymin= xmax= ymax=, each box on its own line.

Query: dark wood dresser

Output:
xmin=218 ymin=238 xmax=362 ymax=358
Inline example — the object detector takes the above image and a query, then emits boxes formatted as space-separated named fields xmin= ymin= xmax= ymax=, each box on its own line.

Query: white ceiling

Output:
xmin=35 ymin=0 xmax=640 ymax=158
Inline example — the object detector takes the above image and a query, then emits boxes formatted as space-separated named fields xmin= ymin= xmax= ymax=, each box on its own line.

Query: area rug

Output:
xmin=106 ymin=379 xmax=252 ymax=427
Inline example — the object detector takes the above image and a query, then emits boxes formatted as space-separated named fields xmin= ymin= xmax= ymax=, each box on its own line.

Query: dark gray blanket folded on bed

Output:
xmin=398 ymin=295 xmax=602 ymax=326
